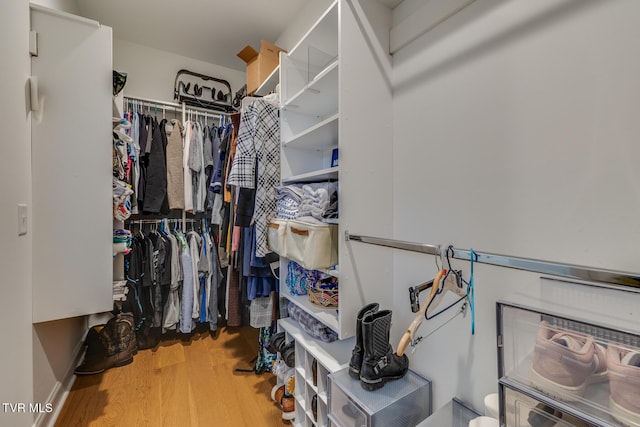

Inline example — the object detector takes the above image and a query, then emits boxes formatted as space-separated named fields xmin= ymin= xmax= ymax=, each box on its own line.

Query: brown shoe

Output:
xmin=280 ymin=395 xmax=295 ymax=421
xmin=75 ymin=313 xmax=137 ymax=375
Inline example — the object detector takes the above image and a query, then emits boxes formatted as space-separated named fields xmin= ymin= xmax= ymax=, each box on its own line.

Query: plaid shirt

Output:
xmin=228 ymin=99 xmax=280 ymax=257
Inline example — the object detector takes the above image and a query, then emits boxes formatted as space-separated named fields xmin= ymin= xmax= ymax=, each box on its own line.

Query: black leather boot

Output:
xmin=348 ymin=303 xmax=379 ymax=379
xmin=359 ymin=310 xmax=409 ymax=391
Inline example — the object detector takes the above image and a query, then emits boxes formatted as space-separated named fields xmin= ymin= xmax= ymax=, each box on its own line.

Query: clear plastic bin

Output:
xmin=503 ymin=386 xmax=602 ymax=426
xmin=416 ymin=398 xmax=481 ymax=427
xmin=497 ymin=301 xmax=640 ymax=427
xmin=328 ymin=368 xmax=431 ymax=427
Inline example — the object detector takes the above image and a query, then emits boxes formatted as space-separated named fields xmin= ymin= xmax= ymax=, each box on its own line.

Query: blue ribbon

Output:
xmin=469 ymin=248 xmax=477 ymax=335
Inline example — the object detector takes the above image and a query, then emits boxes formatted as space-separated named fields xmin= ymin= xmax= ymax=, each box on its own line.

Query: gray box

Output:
xmin=328 ymin=368 xmax=431 ymax=427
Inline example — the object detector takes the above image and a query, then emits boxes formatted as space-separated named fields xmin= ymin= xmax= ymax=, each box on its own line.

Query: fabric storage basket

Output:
xmin=267 ymin=219 xmax=287 ymax=256
xmin=284 ymin=219 xmax=338 ymax=270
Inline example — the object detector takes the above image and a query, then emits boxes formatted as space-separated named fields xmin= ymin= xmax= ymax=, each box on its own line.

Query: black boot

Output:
xmin=349 ymin=303 xmax=379 ymax=379
xmin=360 ymin=310 xmax=409 ymax=391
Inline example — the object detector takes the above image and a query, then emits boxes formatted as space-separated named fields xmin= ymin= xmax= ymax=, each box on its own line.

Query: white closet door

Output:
xmin=31 ymin=5 xmax=113 ymax=323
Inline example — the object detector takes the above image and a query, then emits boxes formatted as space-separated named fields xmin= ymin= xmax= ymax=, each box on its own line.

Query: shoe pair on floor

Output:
xmin=74 ymin=312 xmax=138 ymax=375
xmin=348 ymin=303 xmax=409 ymax=391
xmin=270 ymin=377 xmax=295 ymax=421
xmin=531 ymin=320 xmax=640 ymax=426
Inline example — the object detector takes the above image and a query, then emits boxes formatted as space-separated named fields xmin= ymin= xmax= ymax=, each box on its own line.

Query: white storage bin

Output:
xmin=267 ymin=219 xmax=287 ymax=256
xmin=285 ymin=218 xmax=338 ymax=270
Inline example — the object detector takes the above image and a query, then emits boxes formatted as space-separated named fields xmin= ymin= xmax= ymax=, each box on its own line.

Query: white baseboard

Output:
xmin=33 ymin=339 xmax=84 ymax=427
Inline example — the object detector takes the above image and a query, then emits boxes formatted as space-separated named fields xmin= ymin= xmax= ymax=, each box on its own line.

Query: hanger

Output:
xmin=397 ymin=268 xmax=446 ymax=356
xmin=426 ymin=246 xmax=468 ymax=319
xmin=178 ymin=81 xmax=191 ymax=96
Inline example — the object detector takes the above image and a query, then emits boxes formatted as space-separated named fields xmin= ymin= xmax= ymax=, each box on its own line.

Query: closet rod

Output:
xmin=344 ymin=231 xmax=640 ymax=290
xmin=126 ymin=219 xmax=197 ymax=224
xmin=123 ymin=95 xmax=229 ymax=118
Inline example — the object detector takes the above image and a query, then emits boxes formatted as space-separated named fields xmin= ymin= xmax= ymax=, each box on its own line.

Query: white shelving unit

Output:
xmin=281 ymin=288 xmax=340 ymax=332
xmin=282 ymin=167 xmax=339 ymax=184
xmin=254 ymin=65 xmax=280 ymax=96
xmin=283 ymin=61 xmax=339 ymax=117
xmin=283 ymin=113 xmax=339 ymax=149
xmin=280 ymin=318 xmax=354 ymax=427
xmin=277 ymin=0 xmax=393 ymax=424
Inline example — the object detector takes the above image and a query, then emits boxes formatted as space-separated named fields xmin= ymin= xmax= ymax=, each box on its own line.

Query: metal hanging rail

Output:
xmin=123 ymin=95 xmax=229 ymax=120
xmin=344 ymin=231 xmax=640 ymax=290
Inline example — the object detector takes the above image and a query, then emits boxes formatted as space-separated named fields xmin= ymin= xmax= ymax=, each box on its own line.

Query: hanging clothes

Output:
xmin=179 ymin=238 xmax=195 ymax=333
xmin=183 ymin=122 xmax=194 ymax=213
xmin=130 ymin=112 xmax=140 ymax=214
xmin=224 ymin=121 xmax=239 ymax=205
xmin=226 ymin=252 xmax=242 ymax=327
xmin=205 ymin=125 xmax=218 ymax=210
xmin=197 ymin=230 xmax=210 ymax=323
xmin=211 ymin=124 xmax=231 ymax=194
xmin=162 ymin=232 xmax=182 ymax=332
xmin=207 ymin=232 xmax=224 ymax=332
xmin=166 ymin=119 xmax=185 ymax=210
xmin=188 ymin=231 xmax=202 ymax=321
xmin=148 ymin=230 xmax=168 ymax=328
xmin=144 ymin=118 xmax=168 ymax=213
xmin=137 ymin=115 xmax=150 ymax=212
xmin=227 ymin=99 xmax=280 ymax=257
xmin=190 ymin=122 xmax=207 ymax=213
xmin=242 ymin=224 xmax=278 ymax=301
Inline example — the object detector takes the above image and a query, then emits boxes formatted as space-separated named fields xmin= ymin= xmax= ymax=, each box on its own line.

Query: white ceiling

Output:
xmin=77 ymin=0 xmax=403 ymax=71
xmin=77 ymin=0 xmax=309 ymax=71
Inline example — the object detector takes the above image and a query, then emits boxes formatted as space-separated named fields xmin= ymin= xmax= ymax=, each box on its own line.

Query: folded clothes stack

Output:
xmin=288 ymin=303 xmax=338 ymax=343
xmin=275 ymin=184 xmax=304 ymax=219
xmin=113 ymin=229 xmax=132 ymax=256
xmin=113 ymin=177 xmax=133 ymax=221
xmin=298 ymin=182 xmax=338 ymax=221
xmin=112 ymin=280 xmax=129 ymax=301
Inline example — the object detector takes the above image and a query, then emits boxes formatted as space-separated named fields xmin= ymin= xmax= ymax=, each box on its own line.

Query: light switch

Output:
xmin=18 ymin=204 xmax=28 ymax=236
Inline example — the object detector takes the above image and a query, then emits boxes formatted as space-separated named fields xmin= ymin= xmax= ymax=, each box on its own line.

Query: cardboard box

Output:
xmin=237 ymin=40 xmax=286 ymax=95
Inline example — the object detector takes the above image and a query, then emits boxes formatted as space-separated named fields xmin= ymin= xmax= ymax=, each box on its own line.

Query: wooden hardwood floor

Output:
xmin=56 ymin=326 xmax=289 ymax=427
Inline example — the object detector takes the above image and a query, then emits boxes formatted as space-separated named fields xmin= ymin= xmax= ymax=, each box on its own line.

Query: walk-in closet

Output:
xmin=3 ymin=0 xmax=640 ymax=426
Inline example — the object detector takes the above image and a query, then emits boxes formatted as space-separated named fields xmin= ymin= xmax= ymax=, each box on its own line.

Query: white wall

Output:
xmin=0 ymin=1 xmax=34 ymax=426
xmin=29 ymin=0 xmax=78 ymax=14
xmin=114 ymin=38 xmax=246 ymax=104
xmin=392 ymin=0 xmax=640 ymax=413
xmin=32 ymin=318 xmax=86 ymax=425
